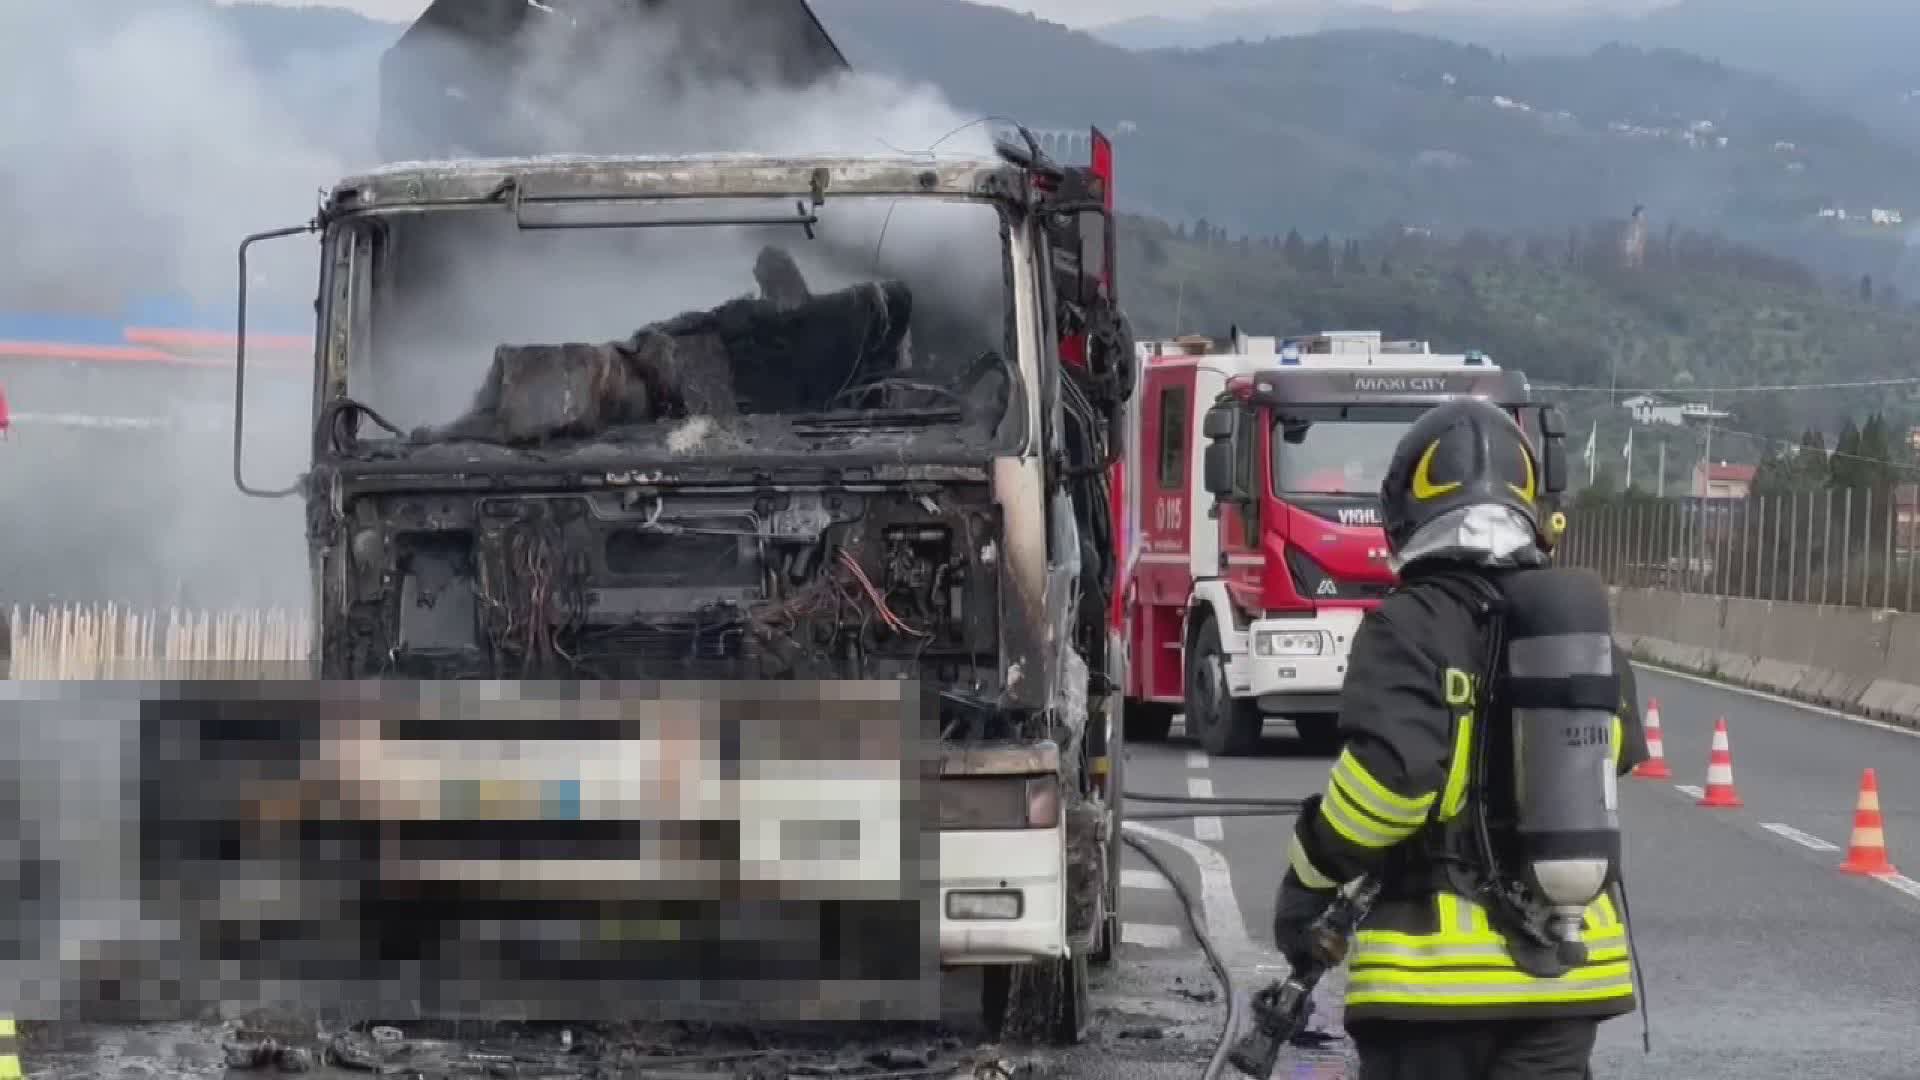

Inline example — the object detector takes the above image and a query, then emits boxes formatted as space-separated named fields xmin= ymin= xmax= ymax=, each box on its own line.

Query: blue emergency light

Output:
xmin=1464 ymin=349 xmax=1487 ymax=365
xmin=1279 ymin=344 xmax=1302 ymax=365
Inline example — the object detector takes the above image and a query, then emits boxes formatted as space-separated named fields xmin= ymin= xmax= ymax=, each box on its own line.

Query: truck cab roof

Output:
xmin=324 ymin=154 xmax=1023 ymax=215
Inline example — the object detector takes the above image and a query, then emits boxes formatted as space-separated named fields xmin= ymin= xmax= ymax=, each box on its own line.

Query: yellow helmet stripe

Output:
xmin=1412 ymin=440 xmax=1463 ymax=501
xmin=1509 ymin=443 xmax=1537 ymax=505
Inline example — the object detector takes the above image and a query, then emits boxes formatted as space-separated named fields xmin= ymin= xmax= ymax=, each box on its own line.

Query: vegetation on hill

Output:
xmin=815 ymin=0 xmax=1920 ymax=279
xmin=140 ymin=0 xmax=1917 ymax=283
xmin=1114 ymin=212 xmax=1920 ymax=492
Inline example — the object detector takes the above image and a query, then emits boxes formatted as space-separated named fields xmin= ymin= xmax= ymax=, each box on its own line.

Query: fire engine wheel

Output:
xmin=1186 ymin=617 xmax=1264 ymax=757
xmin=1123 ymin=701 xmax=1176 ymax=743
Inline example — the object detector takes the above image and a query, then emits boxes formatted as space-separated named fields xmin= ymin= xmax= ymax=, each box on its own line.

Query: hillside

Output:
xmin=814 ymin=0 xmax=1920 ymax=274
xmin=164 ymin=0 xmax=1920 ymax=275
xmin=1113 ymin=213 xmax=1920 ymax=485
xmin=1096 ymin=0 xmax=1920 ymax=154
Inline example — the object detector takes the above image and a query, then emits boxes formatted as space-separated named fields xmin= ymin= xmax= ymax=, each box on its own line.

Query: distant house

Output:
xmin=1622 ymin=395 xmax=1728 ymax=427
xmin=1873 ymin=208 xmax=1906 ymax=225
xmin=1622 ymin=395 xmax=1681 ymax=426
xmin=1692 ymin=462 xmax=1756 ymax=500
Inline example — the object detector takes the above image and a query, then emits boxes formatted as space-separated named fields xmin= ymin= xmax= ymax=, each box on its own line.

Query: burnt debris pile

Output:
xmin=417 ymin=246 xmax=943 ymax=446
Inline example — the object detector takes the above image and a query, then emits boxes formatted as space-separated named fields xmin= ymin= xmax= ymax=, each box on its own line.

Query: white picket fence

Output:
xmin=5 ymin=604 xmax=311 ymax=679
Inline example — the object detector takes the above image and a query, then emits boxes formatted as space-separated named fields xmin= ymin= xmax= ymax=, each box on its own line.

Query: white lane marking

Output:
xmin=1633 ymin=661 xmax=1920 ymax=740
xmin=1186 ymin=750 xmax=1210 ymax=769
xmin=1121 ymin=867 xmax=1174 ymax=892
xmin=1121 ymin=921 xmax=1184 ymax=948
xmin=1123 ymin=820 xmax=1273 ymax=979
xmin=1189 ymin=776 xmax=1225 ymax=843
xmin=1761 ymin=823 xmax=1840 ymax=852
xmin=1673 ymin=784 xmax=1705 ymax=799
xmin=1880 ymin=875 xmax=1920 ymax=902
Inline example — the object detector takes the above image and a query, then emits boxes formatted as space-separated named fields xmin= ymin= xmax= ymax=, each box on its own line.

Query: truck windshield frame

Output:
xmin=311 ymin=183 xmax=1032 ymax=471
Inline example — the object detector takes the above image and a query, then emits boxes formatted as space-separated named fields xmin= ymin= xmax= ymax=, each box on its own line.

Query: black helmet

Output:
xmin=1380 ymin=400 xmax=1542 ymax=556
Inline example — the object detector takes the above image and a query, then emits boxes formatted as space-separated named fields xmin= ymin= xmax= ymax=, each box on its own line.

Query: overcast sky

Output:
xmin=244 ymin=1 xmax=1659 ymax=29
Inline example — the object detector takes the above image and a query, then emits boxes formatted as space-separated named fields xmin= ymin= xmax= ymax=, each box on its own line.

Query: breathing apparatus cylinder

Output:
xmin=1497 ymin=566 xmax=1622 ymax=953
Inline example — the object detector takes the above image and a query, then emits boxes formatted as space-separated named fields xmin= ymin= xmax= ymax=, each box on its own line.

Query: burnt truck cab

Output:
xmin=1124 ymin=331 xmax=1566 ymax=756
xmin=230 ymin=143 xmax=1130 ymax=1041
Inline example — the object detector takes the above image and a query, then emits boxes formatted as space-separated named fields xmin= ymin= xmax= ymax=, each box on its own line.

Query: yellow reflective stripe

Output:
xmin=1439 ymin=712 xmax=1473 ymax=820
xmin=1346 ymin=967 xmax=1635 ymax=1006
xmin=1330 ymin=750 xmax=1434 ymax=825
xmin=0 ymin=1019 xmax=13 ymax=1038
xmin=1321 ymin=780 xmax=1415 ymax=848
xmin=1287 ymin=832 xmax=1338 ymax=890
xmin=1354 ymin=942 xmax=1630 ymax=970
xmin=0 ymin=1055 xmax=18 ymax=1080
xmin=1611 ymin=714 xmax=1624 ymax=770
xmin=1588 ymin=891 xmax=1619 ymax=930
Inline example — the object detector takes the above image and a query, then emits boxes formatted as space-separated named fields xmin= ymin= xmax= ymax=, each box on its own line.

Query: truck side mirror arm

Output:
xmin=234 ymin=224 xmax=318 ymax=499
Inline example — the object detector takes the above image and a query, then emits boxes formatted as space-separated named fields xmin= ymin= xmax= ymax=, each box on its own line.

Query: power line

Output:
xmin=1546 ymin=375 xmax=1920 ymax=395
xmin=1677 ymin=423 xmax=1920 ymax=475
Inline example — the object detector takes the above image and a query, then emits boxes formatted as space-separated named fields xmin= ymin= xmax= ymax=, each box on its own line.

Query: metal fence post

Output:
xmin=1864 ymin=487 xmax=1876 ymax=608
xmin=1632 ymin=502 xmax=1645 ymax=585
xmin=1770 ymin=495 xmax=1782 ymax=601
xmin=1907 ymin=495 xmax=1916 ymax=613
xmin=1882 ymin=490 xmax=1895 ymax=609
xmin=1804 ymin=490 xmax=1816 ymax=604
xmin=1785 ymin=492 xmax=1798 ymax=604
xmin=1821 ymin=488 xmax=1833 ymax=607
xmin=1743 ymin=499 xmax=1757 ymax=598
xmin=1608 ymin=505 xmax=1621 ymax=585
xmin=1842 ymin=487 xmax=1855 ymax=608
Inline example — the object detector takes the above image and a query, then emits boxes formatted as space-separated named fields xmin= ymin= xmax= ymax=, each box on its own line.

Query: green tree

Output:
xmin=1282 ymin=229 xmax=1307 ymax=268
xmin=1830 ymin=419 xmax=1862 ymax=490
xmin=1308 ymin=234 xmax=1336 ymax=274
xmin=1792 ymin=428 xmax=1829 ymax=490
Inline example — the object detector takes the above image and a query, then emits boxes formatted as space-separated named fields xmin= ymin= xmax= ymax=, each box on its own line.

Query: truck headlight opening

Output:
xmin=1254 ymin=630 xmax=1326 ymax=657
xmin=946 ymin=890 xmax=1024 ymax=920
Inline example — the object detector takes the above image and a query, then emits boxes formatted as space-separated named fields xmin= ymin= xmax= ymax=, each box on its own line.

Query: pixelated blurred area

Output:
xmin=4 ymin=680 xmax=940 ymax=1030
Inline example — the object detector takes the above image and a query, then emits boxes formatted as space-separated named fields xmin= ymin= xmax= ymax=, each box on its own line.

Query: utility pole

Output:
xmin=1658 ymin=439 xmax=1668 ymax=498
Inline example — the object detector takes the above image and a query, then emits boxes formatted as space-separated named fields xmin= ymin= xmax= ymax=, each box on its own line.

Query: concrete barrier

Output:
xmin=1608 ymin=587 xmax=1920 ymax=732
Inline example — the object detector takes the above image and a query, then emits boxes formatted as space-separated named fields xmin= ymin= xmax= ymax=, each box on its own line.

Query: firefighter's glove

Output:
xmin=1272 ymin=868 xmax=1336 ymax=975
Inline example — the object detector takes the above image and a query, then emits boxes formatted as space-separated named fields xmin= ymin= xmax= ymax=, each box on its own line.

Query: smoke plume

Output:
xmin=0 ymin=0 xmax=1001 ymax=610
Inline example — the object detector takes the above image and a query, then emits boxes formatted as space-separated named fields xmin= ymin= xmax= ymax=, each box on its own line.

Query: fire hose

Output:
xmin=1116 ymin=790 xmax=1312 ymax=1080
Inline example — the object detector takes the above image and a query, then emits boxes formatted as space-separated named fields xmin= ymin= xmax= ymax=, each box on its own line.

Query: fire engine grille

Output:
xmin=1285 ymin=547 xmax=1392 ymax=602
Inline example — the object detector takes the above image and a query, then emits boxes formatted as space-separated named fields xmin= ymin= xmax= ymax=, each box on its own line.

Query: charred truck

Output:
xmin=234 ymin=123 xmax=1131 ymax=1058
xmin=1119 ymin=330 xmax=1568 ymax=756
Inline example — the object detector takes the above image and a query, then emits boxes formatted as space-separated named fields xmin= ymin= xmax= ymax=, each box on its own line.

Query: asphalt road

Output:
xmin=1110 ymin=669 xmax=1920 ymax=1080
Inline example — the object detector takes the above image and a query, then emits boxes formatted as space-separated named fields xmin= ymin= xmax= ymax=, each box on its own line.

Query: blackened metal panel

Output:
xmin=379 ymin=0 xmax=852 ymax=162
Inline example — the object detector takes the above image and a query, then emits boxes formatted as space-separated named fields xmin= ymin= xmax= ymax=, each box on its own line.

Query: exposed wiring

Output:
xmin=837 ymin=549 xmax=931 ymax=638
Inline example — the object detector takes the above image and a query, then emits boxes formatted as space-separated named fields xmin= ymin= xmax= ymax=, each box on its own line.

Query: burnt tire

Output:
xmin=981 ymin=950 xmax=1091 ymax=1046
xmin=1186 ymin=616 xmax=1264 ymax=757
xmin=1123 ymin=701 xmax=1176 ymax=743
xmin=1293 ymin=714 xmax=1344 ymax=757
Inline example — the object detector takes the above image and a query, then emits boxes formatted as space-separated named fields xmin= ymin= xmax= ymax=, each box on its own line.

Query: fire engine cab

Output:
xmin=1118 ymin=329 xmax=1567 ymax=756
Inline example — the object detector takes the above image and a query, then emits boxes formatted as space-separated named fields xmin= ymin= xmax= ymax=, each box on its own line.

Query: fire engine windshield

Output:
xmin=1271 ymin=405 xmax=1426 ymax=497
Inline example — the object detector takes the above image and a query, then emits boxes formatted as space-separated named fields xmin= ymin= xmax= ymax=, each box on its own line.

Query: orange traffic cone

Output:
xmin=1698 ymin=719 xmax=1743 ymax=808
xmin=1839 ymin=768 xmax=1898 ymax=877
xmin=1633 ymin=697 xmax=1671 ymax=780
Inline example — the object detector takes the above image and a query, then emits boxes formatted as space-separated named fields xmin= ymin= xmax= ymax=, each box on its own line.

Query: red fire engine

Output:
xmin=1117 ymin=330 xmax=1568 ymax=756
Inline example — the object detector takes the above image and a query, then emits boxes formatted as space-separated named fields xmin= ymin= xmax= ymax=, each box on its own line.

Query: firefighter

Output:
xmin=1273 ymin=400 xmax=1649 ymax=1079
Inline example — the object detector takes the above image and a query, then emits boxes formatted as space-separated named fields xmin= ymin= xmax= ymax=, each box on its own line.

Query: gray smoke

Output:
xmin=0 ymin=0 xmax=1001 ymax=611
